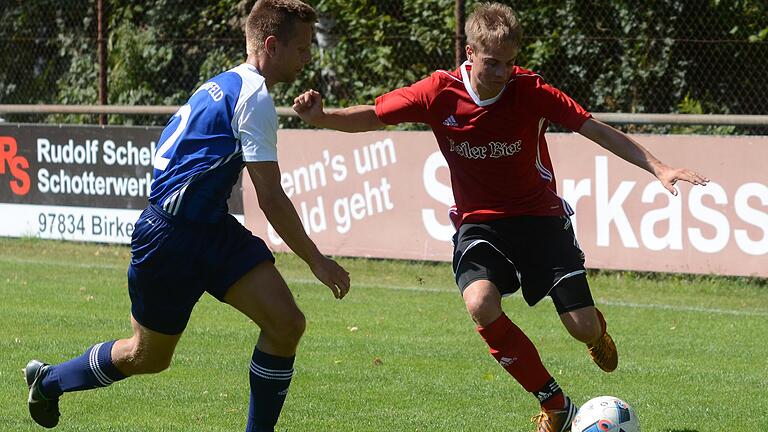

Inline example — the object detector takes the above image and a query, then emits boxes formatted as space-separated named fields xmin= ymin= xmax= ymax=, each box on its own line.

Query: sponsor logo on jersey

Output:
xmin=447 ymin=137 xmax=522 ymax=160
xmin=448 ymin=137 xmax=486 ymax=159
xmin=0 ymin=136 xmax=31 ymax=195
xmin=488 ymin=140 xmax=521 ymax=158
xmin=196 ymin=81 xmax=224 ymax=102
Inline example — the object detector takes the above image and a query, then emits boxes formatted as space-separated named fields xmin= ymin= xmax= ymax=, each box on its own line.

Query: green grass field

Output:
xmin=1 ymin=237 xmax=766 ymax=431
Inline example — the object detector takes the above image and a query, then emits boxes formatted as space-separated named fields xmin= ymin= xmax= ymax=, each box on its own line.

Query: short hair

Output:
xmin=245 ymin=0 xmax=317 ymax=56
xmin=465 ymin=2 xmax=523 ymax=52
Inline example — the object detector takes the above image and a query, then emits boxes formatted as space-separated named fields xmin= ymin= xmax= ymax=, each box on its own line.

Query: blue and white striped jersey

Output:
xmin=149 ymin=63 xmax=278 ymax=223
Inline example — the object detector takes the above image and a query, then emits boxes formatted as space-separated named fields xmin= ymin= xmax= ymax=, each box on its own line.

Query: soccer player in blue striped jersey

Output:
xmin=23 ymin=1 xmax=349 ymax=431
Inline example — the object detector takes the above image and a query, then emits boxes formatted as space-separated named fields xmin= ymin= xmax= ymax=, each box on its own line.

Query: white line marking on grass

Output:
xmin=284 ymin=278 xmax=768 ymax=317
xmin=284 ymin=277 xmax=453 ymax=294
xmin=595 ymin=299 xmax=768 ymax=317
xmin=4 ymin=256 xmax=767 ymax=317
xmin=1 ymin=257 xmax=124 ymax=270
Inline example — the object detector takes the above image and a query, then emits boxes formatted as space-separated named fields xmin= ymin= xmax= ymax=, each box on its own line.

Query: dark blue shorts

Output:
xmin=127 ymin=205 xmax=274 ymax=335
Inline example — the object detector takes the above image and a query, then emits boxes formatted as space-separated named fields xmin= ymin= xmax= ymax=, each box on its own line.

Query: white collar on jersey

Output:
xmin=460 ymin=60 xmax=509 ymax=107
xmin=240 ymin=62 xmax=265 ymax=77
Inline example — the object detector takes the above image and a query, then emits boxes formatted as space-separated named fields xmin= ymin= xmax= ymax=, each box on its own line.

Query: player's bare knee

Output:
xmin=285 ymin=311 xmax=306 ymax=341
xmin=464 ymin=295 xmax=480 ymax=319
xmin=464 ymin=295 xmax=500 ymax=326
xmin=264 ymin=310 xmax=306 ymax=344
xmin=465 ymin=302 xmax=487 ymax=324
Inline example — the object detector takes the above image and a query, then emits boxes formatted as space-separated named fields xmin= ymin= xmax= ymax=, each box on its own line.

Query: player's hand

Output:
xmin=292 ymin=89 xmax=324 ymax=126
xmin=656 ymin=165 xmax=709 ymax=195
xmin=309 ymin=255 xmax=350 ymax=299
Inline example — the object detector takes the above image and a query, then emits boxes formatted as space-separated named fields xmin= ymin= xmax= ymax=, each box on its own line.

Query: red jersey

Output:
xmin=375 ymin=62 xmax=592 ymax=225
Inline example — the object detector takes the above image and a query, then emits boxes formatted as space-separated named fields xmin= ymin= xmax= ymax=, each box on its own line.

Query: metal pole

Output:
xmin=97 ymin=0 xmax=107 ymax=125
xmin=455 ymin=0 xmax=466 ymax=67
xmin=2 ymin=105 xmax=767 ymax=126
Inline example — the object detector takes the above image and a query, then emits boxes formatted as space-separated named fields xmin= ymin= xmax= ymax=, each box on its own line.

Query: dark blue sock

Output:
xmin=40 ymin=340 xmax=127 ymax=398
xmin=246 ymin=347 xmax=295 ymax=432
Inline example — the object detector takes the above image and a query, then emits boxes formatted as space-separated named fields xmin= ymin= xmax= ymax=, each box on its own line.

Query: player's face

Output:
xmin=468 ymin=42 xmax=519 ymax=99
xmin=275 ymin=21 xmax=313 ymax=84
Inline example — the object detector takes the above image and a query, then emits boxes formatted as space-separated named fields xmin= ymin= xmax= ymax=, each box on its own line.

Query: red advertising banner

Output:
xmin=243 ymin=130 xmax=767 ymax=278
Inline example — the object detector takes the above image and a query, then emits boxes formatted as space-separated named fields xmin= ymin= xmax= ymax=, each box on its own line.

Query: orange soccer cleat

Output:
xmin=531 ymin=396 xmax=578 ymax=432
xmin=587 ymin=332 xmax=618 ymax=373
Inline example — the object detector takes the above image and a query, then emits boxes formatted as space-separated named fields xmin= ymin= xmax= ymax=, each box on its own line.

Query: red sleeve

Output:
xmin=374 ymin=74 xmax=439 ymax=125
xmin=529 ymin=77 xmax=592 ymax=132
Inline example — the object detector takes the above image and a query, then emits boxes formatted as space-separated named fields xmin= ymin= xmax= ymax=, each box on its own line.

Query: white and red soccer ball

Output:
xmin=571 ymin=396 xmax=640 ymax=432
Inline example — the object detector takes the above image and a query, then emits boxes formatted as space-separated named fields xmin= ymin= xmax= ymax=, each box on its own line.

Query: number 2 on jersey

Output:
xmin=154 ymin=104 xmax=192 ymax=171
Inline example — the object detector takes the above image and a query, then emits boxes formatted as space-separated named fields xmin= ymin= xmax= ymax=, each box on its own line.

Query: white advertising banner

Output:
xmin=2 ymin=125 xmax=765 ymax=277
xmin=243 ymin=130 xmax=767 ymax=278
xmin=0 ymin=203 xmax=142 ymax=243
xmin=0 ymin=125 xmax=245 ymax=244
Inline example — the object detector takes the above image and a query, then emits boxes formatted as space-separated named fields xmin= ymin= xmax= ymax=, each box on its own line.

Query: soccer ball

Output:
xmin=571 ymin=396 xmax=640 ymax=432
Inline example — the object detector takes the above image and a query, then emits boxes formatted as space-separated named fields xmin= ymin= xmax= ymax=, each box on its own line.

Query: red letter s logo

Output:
xmin=0 ymin=136 xmax=31 ymax=196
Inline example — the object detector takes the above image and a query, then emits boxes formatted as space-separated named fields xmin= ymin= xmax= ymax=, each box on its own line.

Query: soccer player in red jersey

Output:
xmin=294 ymin=2 xmax=708 ymax=431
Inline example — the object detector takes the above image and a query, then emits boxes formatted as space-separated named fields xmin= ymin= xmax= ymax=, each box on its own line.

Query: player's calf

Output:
xmin=113 ymin=339 xmax=174 ymax=375
xmin=559 ymin=307 xmax=602 ymax=344
xmin=247 ymin=347 xmax=296 ymax=431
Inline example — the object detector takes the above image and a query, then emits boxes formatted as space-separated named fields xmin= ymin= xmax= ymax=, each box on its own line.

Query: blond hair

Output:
xmin=465 ymin=2 xmax=522 ymax=52
xmin=245 ymin=0 xmax=317 ymax=55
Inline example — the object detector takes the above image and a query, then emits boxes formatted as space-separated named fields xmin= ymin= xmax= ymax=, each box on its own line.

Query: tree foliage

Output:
xmin=0 ymin=0 xmax=765 ymax=130
xmin=0 ymin=1 xmax=94 ymax=106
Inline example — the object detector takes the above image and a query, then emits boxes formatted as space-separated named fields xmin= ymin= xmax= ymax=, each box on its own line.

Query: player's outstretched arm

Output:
xmin=293 ymin=89 xmax=385 ymax=132
xmin=246 ymin=161 xmax=350 ymax=299
xmin=578 ymin=118 xmax=710 ymax=195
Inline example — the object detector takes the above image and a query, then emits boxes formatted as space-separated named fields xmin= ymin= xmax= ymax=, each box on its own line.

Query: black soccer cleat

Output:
xmin=24 ymin=359 xmax=60 ymax=428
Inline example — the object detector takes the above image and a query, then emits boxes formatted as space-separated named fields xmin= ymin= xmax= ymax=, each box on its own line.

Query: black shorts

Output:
xmin=452 ymin=215 xmax=594 ymax=314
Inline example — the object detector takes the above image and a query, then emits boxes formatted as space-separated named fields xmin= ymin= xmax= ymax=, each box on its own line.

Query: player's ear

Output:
xmin=264 ymin=35 xmax=278 ymax=57
xmin=465 ymin=45 xmax=473 ymax=62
